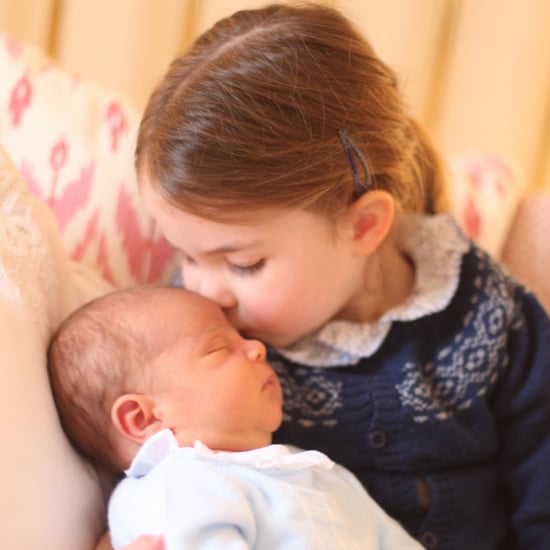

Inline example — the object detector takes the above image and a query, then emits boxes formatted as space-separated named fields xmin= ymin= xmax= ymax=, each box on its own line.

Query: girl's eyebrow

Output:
xmin=204 ymin=244 xmax=248 ymax=255
xmin=202 ymin=239 xmax=264 ymax=256
xmin=162 ymin=239 xmax=245 ymax=255
xmin=166 ymin=236 xmax=264 ymax=257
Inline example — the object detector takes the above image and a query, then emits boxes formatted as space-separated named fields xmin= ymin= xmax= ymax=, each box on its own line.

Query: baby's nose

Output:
xmin=245 ymin=339 xmax=267 ymax=361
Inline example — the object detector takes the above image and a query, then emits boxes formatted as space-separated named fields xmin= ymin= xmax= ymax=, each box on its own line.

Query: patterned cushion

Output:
xmin=0 ymin=32 xmax=175 ymax=289
xmin=448 ymin=153 xmax=526 ymax=258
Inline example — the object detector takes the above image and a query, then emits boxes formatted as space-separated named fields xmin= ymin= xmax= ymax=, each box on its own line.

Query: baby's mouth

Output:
xmin=262 ymin=374 xmax=278 ymax=391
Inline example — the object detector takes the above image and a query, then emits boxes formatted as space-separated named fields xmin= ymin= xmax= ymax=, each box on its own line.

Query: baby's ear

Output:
xmin=347 ymin=190 xmax=395 ymax=255
xmin=111 ymin=394 xmax=161 ymax=444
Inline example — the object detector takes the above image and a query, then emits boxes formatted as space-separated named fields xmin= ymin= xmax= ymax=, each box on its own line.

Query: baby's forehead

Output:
xmin=141 ymin=289 xmax=227 ymax=336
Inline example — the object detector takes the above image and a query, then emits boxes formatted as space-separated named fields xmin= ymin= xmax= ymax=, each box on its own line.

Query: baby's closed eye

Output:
xmin=203 ymin=336 xmax=232 ymax=356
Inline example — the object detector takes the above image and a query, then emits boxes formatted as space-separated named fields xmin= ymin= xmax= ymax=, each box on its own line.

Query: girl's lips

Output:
xmin=238 ymin=328 xmax=254 ymax=339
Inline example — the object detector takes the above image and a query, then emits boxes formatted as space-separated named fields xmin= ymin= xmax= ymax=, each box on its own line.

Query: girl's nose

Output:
xmin=188 ymin=272 xmax=236 ymax=309
xmin=204 ymin=287 xmax=236 ymax=309
xmin=245 ymin=339 xmax=267 ymax=361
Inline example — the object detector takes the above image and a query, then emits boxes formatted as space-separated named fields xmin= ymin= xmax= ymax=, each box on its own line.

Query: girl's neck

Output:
xmin=337 ymin=241 xmax=415 ymax=324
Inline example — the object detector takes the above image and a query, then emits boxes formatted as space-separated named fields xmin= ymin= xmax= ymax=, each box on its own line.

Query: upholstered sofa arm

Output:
xmin=0 ymin=30 xmax=545 ymax=550
xmin=501 ymin=193 xmax=550 ymax=312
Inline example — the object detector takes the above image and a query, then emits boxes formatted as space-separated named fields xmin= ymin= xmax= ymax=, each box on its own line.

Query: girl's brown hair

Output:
xmin=136 ymin=2 xmax=448 ymax=221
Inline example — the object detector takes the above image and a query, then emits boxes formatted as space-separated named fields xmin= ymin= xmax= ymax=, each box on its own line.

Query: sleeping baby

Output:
xmin=48 ymin=286 xmax=421 ymax=549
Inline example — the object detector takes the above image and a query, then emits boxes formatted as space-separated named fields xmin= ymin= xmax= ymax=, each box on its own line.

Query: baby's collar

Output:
xmin=126 ymin=429 xmax=334 ymax=478
xmin=274 ymin=214 xmax=470 ymax=367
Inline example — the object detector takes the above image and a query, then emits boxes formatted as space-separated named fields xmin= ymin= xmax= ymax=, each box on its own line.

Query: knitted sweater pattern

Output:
xmin=271 ymin=215 xmax=550 ymax=550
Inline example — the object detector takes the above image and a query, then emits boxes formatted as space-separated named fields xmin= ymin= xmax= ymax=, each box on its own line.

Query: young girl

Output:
xmin=98 ymin=3 xmax=550 ymax=549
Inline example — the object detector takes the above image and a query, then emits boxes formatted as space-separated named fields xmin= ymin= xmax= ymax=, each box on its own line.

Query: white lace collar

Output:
xmin=126 ymin=429 xmax=334 ymax=478
xmin=275 ymin=215 xmax=470 ymax=367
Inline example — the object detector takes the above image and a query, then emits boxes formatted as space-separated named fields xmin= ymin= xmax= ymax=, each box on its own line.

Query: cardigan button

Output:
xmin=420 ymin=530 xmax=438 ymax=549
xmin=367 ymin=430 xmax=387 ymax=449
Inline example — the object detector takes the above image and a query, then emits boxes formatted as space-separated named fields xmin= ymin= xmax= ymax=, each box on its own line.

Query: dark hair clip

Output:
xmin=337 ymin=129 xmax=372 ymax=198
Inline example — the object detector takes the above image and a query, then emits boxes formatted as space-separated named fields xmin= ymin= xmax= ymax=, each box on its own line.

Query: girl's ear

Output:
xmin=111 ymin=394 xmax=163 ymax=445
xmin=347 ymin=190 xmax=395 ymax=255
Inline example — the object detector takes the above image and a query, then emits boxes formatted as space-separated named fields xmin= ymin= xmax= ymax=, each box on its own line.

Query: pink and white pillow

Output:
xmin=0 ymin=32 xmax=175 ymax=289
xmin=448 ymin=153 xmax=525 ymax=258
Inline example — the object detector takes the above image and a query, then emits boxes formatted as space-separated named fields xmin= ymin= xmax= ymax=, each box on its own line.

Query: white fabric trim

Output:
xmin=126 ymin=429 xmax=334 ymax=478
xmin=276 ymin=215 xmax=470 ymax=367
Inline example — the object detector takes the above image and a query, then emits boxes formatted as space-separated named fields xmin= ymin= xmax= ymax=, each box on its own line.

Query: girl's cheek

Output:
xmin=179 ymin=267 xmax=197 ymax=292
xmin=248 ymin=296 xmax=277 ymax=323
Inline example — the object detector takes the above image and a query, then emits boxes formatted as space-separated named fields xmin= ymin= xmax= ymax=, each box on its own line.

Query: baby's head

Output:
xmin=48 ymin=286 xmax=282 ymax=474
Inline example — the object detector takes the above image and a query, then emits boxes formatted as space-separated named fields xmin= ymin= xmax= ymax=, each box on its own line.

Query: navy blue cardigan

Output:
xmin=272 ymin=244 xmax=550 ymax=549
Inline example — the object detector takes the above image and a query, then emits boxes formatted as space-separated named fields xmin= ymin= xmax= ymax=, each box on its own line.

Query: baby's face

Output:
xmin=147 ymin=290 xmax=283 ymax=451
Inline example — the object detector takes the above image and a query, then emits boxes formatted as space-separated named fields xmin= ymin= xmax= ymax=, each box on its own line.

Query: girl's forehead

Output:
xmin=144 ymin=186 xmax=329 ymax=236
xmin=177 ymin=210 xmax=331 ymax=256
xmin=142 ymin=179 xmax=328 ymax=225
xmin=141 ymin=183 xmax=339 ymax=254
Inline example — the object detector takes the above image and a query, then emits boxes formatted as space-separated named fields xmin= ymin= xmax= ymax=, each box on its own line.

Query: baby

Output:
xmin=48 ymin=286 xmax=421 ymax=550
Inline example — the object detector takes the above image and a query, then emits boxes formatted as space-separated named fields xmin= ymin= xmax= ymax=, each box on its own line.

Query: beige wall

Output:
xmin=1 ymin=0 xmax=549 ymax=190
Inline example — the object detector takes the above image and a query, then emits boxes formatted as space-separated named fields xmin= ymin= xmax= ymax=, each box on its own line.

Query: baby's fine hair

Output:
xmin=136 ymin=2 xmax=448 ymax=221
xmin=47 ymin=287 xmax=161 ymax=473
